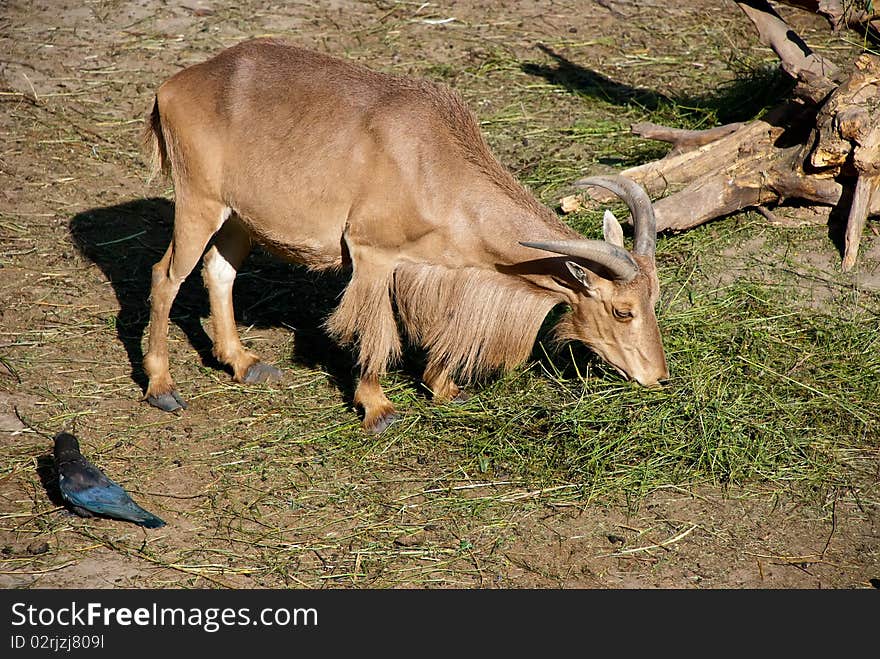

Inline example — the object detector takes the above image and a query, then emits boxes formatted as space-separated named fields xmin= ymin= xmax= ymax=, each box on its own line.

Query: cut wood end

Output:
xmin=559 ymin=194 xmax=582 ymax=213
xmin=810 ymin=140 xmax=850 ymax=168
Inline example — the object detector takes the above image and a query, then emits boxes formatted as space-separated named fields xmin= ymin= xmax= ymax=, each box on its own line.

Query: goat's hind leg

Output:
xmin=202 ymin=215 xmax=282 ymax=385
xmin=143 ymin=198 xmax=228 ymax=412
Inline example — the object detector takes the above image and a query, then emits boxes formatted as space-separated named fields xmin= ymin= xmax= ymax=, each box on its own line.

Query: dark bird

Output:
xmin=53 ymin=432 xmax=166 ymax=528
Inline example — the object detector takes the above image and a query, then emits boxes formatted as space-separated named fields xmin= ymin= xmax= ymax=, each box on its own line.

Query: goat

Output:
xmin=141 ymin=38 xmax=669 ymax=433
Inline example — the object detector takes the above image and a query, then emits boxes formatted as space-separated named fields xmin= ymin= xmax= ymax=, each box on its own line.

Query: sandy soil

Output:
xmin=0 ymin=0 xmax=877 ymax=589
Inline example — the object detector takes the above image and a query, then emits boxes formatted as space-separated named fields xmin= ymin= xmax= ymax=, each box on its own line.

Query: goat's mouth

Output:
xmin=637 ymin=377 xmax=665 ymax=389
xmin=584 ymin=344 xmax=630 ymax=383
xmin=584 ymin=343 xmax=664 ymax=386
xmin=594 ymin=348 xmax=667 ymax=388
xmin=597 ymin=355 xmax=632 ymax=383
xmin=607 ymin=360 xmax=665 ymax=388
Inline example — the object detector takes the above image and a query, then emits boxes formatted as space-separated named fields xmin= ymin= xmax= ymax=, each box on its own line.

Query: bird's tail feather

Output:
xmin=136 ymin=510 xmax=166 ymax=528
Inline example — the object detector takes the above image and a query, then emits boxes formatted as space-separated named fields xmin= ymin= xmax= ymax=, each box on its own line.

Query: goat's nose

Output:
xmin=636 ymin=366 xmax=669 ymax=388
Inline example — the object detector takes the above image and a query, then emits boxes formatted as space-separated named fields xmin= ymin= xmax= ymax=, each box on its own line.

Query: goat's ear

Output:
xmin=603 ymin=210 xmax=625 ymax=248
xmin=565 ymin=261 xmax=597 ymax=295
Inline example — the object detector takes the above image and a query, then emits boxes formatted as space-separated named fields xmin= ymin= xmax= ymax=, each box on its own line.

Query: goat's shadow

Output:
xmin=68 ymin=198 xmax=357 ymax=405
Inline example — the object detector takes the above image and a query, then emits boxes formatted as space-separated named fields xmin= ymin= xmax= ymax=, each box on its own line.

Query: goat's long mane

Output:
xmin=393 ymin=262 xmax=558 ymax=382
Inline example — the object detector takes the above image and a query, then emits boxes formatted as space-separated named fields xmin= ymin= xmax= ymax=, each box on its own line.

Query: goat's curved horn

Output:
xmin=520 ymin=239 xmax=638 ymax=282
xmin=573 ymin=175 xmax=656 ymax=257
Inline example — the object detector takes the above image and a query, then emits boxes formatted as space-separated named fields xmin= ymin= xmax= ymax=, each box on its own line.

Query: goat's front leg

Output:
xmin=354 ymin=372 xmax=397 ymax=434
xmin=325 ymin=242 xmax=402 ymax=433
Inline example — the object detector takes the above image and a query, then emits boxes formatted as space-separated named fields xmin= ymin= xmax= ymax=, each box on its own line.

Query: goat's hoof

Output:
xmin=147 ymin=390 xmax=188 ymax=412
xmin=243 ymin=362 xmax=283 ymax=384
xmin=364 ymin=411 xmax=398 ymax=435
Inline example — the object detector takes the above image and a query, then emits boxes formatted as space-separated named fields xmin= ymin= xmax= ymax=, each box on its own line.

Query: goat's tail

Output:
xmin=142 ymin=97 xmax=171 ymax=181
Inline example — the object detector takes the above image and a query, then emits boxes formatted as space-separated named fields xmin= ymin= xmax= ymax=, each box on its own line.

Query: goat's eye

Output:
xmin=613 ymin=308 xmax=633 ymax=320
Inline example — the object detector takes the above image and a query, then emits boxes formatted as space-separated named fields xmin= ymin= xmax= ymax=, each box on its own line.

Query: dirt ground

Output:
xmin=1 ymin=0 xmax=878 ymax=589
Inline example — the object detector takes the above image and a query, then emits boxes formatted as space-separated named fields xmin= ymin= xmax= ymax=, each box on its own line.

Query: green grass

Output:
xmin=367 ymin=273 xmax=879 ymax=502
xmin=213 ymin=214 xmax=879 ymax=511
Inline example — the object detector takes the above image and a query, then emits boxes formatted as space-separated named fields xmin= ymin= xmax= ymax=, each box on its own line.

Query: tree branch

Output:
xmin=736 ymin=0 xmax=839 ymax=101
xmin=631 ymin=121 xmax=744 ymax=153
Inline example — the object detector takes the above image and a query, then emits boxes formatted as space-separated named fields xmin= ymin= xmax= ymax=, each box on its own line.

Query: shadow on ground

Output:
xmin=524 ymin=43 xmax=794 ymax=124
xmin=68 ymin=198 xmax=357 ymax=404
xmin=35 ymin=454 xmax=64 ymax=508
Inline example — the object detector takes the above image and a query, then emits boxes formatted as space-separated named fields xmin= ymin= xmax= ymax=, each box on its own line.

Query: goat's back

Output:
xmin=155 ymin=38 xmax=493 ymax=185
xmin=150 ymin=39 xmax=527 ymax=268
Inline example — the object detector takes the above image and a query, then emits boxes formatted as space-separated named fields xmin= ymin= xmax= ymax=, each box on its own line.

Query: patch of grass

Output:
xmin=228 ymin=214 xmax=876 ymax=511
xmin=307 ymin=204 xmax=878 ymax=507
xmin=373 ymin=275 xmax=878 ymax=503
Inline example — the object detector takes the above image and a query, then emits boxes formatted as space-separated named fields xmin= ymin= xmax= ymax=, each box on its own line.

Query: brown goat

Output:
xmin=141 ymin=38 xmax=668 ymax=433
